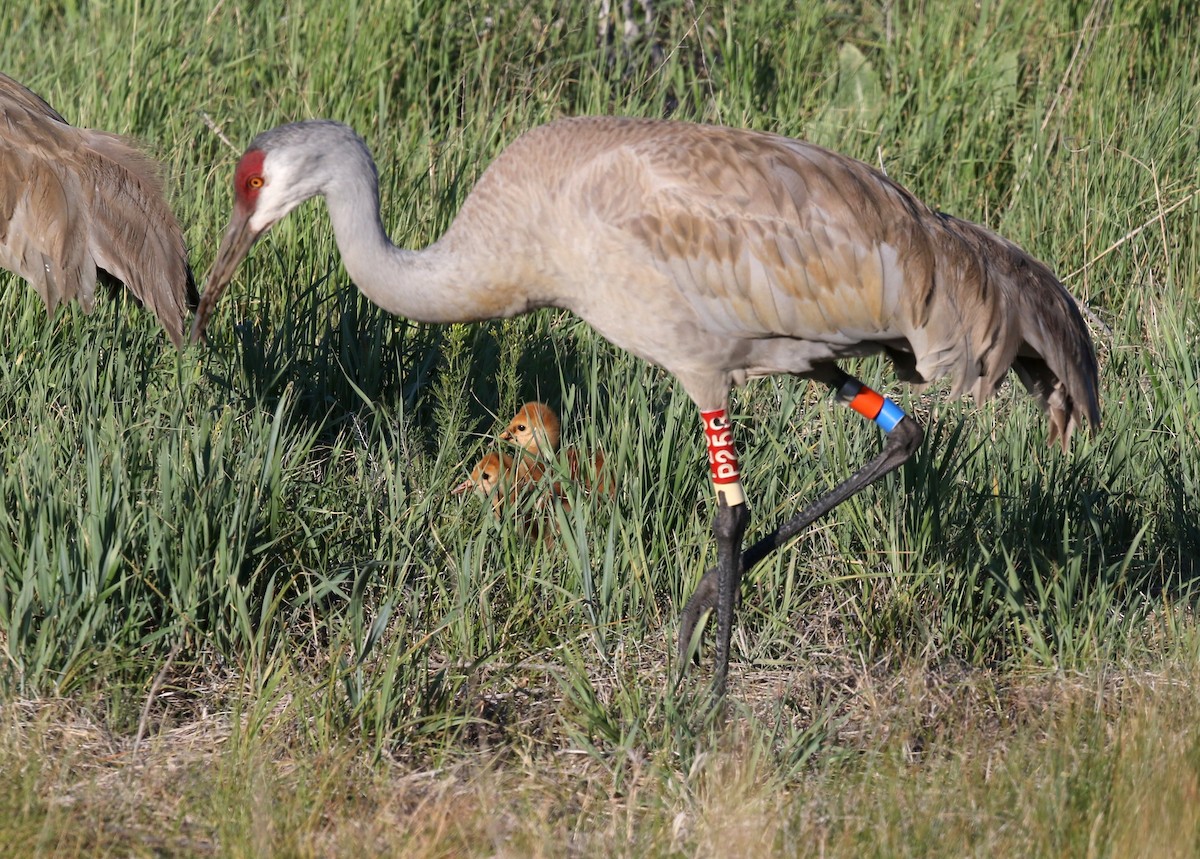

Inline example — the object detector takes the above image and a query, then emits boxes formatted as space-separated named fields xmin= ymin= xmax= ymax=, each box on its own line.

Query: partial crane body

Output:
xmin=191 ymin=116 xmax=1100 ymax=698
xmin=0 ymin=73 xmax=195 ymax=346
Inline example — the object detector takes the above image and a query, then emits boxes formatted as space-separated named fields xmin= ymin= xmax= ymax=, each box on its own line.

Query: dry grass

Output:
xmin=4 ymin=649 xmax=1199 ymax=858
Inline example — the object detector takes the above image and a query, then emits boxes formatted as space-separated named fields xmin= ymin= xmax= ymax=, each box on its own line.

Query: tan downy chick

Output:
xmin=500 ymin=401 xmax=560 ymax=459
xmin=452 ymin=450 xmax=551 ymax=543
xmin=452 ymin=451 xmax=512 ymax=509
xmin=500 ymin=402 xmax=613 ymax=499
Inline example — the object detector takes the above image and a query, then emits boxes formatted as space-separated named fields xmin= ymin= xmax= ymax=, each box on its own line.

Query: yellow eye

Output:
xmin=248 ymin=176 xmax=264 ymax=189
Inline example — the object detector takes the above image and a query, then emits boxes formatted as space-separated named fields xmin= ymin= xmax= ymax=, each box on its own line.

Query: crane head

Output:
xmin=500 ymin=402 xmax=561 ymax=456
xmin=190 ymin=148 xmax=270 ymax=343
xmin=190 ymin=121 xmax=359 ymax=344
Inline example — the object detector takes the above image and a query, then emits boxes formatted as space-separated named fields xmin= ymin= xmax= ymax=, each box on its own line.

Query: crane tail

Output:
xmin=79 ymin=131 xmax=197 ymax=347
xmin=984 ymin=230 xmax=1100 ymax=448
xmin=912 ymin=216 xmax=1101 ymax=449
xmin=0 ymin=74 xmax=195 ymax=347
xmin=1009 ymin=277 xmax=1101 ymax=449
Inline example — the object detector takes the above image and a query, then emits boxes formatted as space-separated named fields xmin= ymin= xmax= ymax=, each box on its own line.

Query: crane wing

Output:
xmin=603 ymin=127 xmax=914 ymax=345
xmin=0 ymin=79 xmax=95 ymax=311
xmin=76 ymin=129 xmax=197 ymax=346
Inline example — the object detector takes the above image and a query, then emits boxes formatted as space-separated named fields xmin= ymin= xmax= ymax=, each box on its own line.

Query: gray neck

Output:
xmin=322 ymin=171 xmax=488 ymax=323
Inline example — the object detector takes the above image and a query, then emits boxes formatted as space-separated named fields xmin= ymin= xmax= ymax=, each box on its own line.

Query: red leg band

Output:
xmin=849 ymin=387 xmax=885 ymax=421
xmin=701 ymin=408 xmax=746 ymax=505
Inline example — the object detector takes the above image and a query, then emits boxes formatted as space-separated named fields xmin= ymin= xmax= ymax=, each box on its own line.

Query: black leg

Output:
xmin=679 ymin=378 xmax=924 ymax=667
xmin=710 ymin=497 xmax=750 ymax=699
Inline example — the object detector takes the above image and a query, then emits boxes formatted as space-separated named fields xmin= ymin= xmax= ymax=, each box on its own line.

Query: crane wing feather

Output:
xmin=79 ymin=130 xmax=197 ymax=345
xmin=0 ymin=144 xmax=92 ymax=311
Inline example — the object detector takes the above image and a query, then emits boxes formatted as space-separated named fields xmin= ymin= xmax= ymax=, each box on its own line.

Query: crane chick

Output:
xmin=452 ymin=450 xmax=554 ymax=545
xmin=500 ymin=401 xmax=613 ymax=498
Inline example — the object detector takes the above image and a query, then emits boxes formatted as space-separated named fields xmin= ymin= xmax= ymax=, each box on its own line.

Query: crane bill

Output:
xmin=189 ymin=209 xmax=263 ymax=344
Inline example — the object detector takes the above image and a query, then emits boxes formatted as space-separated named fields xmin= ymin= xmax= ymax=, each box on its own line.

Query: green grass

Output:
xmin=2 ymin=0 xmax=1200 ymax=855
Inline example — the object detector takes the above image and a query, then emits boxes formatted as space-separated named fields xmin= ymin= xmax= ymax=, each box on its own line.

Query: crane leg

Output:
xmin=710 ymin=494 xmax=750 ymax=699
xmin=679 ymin=371 xmax=925 ymax=671
xmin=699 ymin=407 xmax=751 ymax=699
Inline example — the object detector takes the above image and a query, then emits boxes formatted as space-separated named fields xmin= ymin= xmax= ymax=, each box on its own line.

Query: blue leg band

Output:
xmin=875 ymin=398 xmax=906 ymax=433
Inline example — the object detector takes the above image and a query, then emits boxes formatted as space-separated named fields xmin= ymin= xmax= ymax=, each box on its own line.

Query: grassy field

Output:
xmin=2 ymin=0 xmax=1199 ymax=854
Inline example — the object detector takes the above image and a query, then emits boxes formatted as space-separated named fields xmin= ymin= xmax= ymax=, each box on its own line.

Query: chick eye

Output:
xmin=248 ymin=176 xmax=264 ymax=189
xmin=517 ymin=424 xmax=526 ymax=431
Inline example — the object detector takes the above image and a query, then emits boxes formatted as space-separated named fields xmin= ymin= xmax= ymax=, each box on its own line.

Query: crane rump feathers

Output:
xmin=0 ymin=73 xmax=196 ymax=346
xmin=904 ymin=211 xmax=1101 ymax=448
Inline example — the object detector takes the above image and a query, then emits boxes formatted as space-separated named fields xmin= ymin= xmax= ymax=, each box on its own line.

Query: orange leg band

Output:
xmin=849 ymin=388 xmax=885 ymax=421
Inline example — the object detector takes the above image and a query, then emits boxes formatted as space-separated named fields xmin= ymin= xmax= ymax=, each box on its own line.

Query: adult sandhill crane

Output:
xmin=0 ymin=73 xmax=196 ymax=347
xmin=190 ymin=116 xmax=1100 ymax=698
xmin=500 ymin=401 xmax=613 ymax=496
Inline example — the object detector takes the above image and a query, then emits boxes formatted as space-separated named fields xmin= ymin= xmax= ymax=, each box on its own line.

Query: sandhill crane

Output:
xmin=0 ymin=73 xmax=196 ymax=346
xmin=190 ymin=116 xmax=1100 ymax=698
xmin=500 ymin=401 xmax=613 ymax=496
